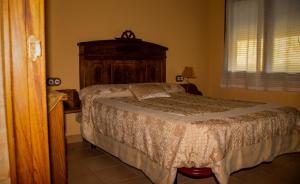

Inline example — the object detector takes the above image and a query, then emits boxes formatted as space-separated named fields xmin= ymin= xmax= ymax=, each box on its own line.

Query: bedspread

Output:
xmin=80 ymin=92 xmax=300 ymax=184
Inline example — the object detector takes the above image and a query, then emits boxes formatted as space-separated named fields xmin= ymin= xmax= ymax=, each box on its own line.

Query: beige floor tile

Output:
xmin=67 ymin=141 xmax=90 ymax=151
xmin=92 ymin=164 xmax=140 ymax=184
xmin=118 ymin=176 xmax=153 ymax=184
xmin=241 ymin=174 xmax=286 ymax=184
xmin=81 ymin=154 xmax=121 ymax=172
xmin=262 ymin=166 xmax=300 ymax=184
xmin=176 ymin=173 xmax=198 ymax=183
xmin=229 ymin=160 xmax=299 ymax=184
xmin=68 ymin=161 xmax=91 ymax=178
xmin=67 ymin=146 xmax=104 ymax=161
xmin=100 ymin=151 xmax=147 ymax=177
xmin=183 ymin=176 xmax=217 ymax=184
xmin=176 ymin=173 xmax=218 ymax=184
xmin=228 ymin=176 xmax=244 ymax=184
xmin=68 ymin=167 xmax=104 ymax=184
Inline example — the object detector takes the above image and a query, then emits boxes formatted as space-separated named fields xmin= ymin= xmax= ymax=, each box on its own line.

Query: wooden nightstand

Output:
xmin=180 ymin=83 xmax=202 ymax=95
xmin=47 ymin=91 xmax=67 ymax=184
xmin=57 ymin=89 xmax=81 ymax=113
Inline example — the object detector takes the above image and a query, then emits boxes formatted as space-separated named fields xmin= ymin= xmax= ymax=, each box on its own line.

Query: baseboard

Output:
xmin=66 ymin=134 xmax=82 ymax=144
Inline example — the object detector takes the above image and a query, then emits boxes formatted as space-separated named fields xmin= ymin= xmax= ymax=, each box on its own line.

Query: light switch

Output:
xmin=176 ymin=75 xmax=184 ymax=82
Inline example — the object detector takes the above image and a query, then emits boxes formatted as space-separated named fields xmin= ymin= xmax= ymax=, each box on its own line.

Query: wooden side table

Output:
xmin=47 ymin=91 xmax=67 ymax=184
xmin=180 ymin=83 xmax=203 ymax=95
xmin=57 ymin=89 xmax=81 ymax=114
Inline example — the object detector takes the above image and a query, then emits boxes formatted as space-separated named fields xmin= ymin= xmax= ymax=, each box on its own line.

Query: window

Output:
xmin=222 ymin=0 xmax=300 ymax=91
xmin=271 ymin=36 xmax=300 ymax=73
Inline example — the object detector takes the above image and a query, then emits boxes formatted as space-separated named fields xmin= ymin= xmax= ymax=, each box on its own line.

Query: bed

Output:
xmin=77 ymin=32 xmax=300 ymax=184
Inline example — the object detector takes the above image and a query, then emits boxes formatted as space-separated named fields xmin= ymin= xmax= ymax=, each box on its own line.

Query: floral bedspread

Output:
xmin=80 ymin=92 xmax=300 ymax=184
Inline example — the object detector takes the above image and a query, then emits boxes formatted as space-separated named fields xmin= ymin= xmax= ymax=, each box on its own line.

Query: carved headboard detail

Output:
xmin=78 ymin=32 xmax=168 ymax=89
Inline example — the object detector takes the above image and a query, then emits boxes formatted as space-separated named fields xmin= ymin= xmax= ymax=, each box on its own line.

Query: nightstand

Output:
xmin=47 ymin=91 xmax=67 ymax=184
xmin=180 ymin=83 xmax=202 ymax=95
xmin=56 ymin=89 xmax=81 ymax=114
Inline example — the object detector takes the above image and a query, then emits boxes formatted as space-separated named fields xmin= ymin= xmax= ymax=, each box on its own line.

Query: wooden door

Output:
xmin=1 ymin=0 xmax=51 ymax=183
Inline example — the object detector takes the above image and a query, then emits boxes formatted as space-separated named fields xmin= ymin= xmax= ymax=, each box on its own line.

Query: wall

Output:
xmin=206 ymin=0 xmax=300 ymax=110
xmin=0 ymin=7 xmax=11 ymax=182
xmin=46 ymin=0 xmax=210 ymax=136
xmin=46 ymin=0 xmax=300 ymax=137
xmin=0 ymin=63 xmax=10 ymax=184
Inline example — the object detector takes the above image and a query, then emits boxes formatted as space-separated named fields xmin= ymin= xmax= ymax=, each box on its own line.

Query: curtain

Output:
xmin=222 ymin=0 xmax=300 ymax=91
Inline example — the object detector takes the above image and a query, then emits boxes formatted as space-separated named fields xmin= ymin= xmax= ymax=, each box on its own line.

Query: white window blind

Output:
xmin=222 ymin=0 xmax=300 ymax=91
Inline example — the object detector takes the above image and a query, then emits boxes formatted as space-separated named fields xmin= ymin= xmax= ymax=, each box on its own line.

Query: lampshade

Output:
xmin=182 ymin=67 xmax=196 ymax=78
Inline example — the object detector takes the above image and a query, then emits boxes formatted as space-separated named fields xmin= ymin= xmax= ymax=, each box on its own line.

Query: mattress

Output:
xmin=80 ymin=91 xmax=300 ymax=184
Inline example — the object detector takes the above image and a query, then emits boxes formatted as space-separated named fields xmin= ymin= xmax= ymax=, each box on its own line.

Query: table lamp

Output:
xmin=182 ymin=66 xmax=196 ymax=83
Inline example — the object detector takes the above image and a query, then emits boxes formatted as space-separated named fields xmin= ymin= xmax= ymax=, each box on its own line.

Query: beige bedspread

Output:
xmin=80 ymin=92 xmax=300 ymax=184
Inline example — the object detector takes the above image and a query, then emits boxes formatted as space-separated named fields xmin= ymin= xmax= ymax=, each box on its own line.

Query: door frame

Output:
xmin=1 ymin=0 xmax=51 ymax=183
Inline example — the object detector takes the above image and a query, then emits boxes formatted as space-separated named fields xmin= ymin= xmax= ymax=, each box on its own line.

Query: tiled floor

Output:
xmin=67 ymin=141 xmax=300 ymax=184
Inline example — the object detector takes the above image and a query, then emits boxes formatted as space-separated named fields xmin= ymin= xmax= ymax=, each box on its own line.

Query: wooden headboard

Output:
xmin=78 ymin=31 xmax=168 ymax=89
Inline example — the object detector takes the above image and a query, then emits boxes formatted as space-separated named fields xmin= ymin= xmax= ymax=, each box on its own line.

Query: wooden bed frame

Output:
xmin=77 ymin=31 xmax=213 ymax=183
xmin=78 ymin=31 xmax=167 ymax=88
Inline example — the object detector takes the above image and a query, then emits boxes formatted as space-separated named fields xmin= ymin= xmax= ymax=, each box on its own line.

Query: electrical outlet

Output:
xmin=176 ymin=75 xmax=184 ymax=82
xmin=47 ymin=78 xmax=61 ymax=86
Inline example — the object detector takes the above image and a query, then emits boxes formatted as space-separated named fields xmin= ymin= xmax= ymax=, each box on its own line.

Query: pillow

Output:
xmin=129 ymin=83 xmax=171 ymax=101
xmin=163 ymin=83 xmax=185 ymax=93
xmin=79 ymin=84 xmax=132 ymax=100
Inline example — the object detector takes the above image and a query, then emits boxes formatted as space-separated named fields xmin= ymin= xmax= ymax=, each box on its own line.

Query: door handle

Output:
xmin=28 ymin=35 xmax=41 ymax=62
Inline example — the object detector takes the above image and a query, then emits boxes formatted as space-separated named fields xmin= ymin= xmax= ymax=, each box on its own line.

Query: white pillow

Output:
xmin=79 ymin=84 xmax=132 ymax=100
xmin=129 ymin=83 xmax=171 ymax=101
xmin=163 ymin=83 xmax=185 ymax=93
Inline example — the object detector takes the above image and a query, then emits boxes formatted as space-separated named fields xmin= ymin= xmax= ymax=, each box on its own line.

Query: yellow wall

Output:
xmin=0 ymin=16 xmax=10 ymax=182
xmin=206 ymin=0 xmax=300 ymax=110
xmin=46 ymin=0 xmax=210 ymax=135
xmin=46 ymin=0 xmax=300 ymax=136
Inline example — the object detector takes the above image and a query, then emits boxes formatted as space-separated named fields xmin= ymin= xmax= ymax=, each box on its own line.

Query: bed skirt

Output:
xmin=82 ymin=127 xmax=300 ymax=184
